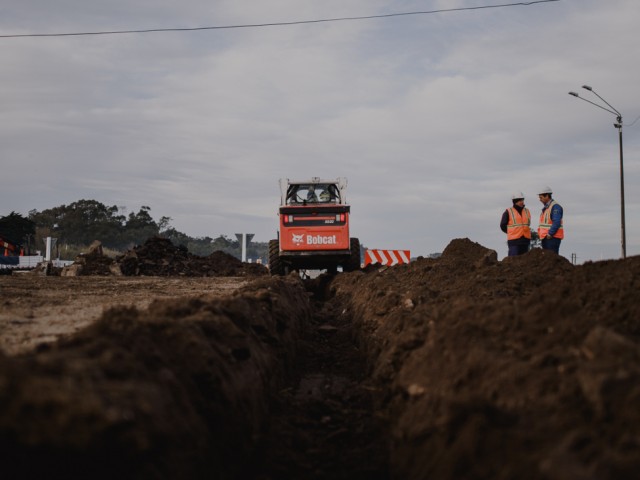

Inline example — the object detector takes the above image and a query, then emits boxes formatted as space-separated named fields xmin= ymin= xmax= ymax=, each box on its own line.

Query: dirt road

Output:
xmin=0 ymin=276 xmax=248 ymax=355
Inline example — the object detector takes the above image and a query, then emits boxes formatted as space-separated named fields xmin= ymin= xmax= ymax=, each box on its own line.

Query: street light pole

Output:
xmin=568 ymin=86 xmax=626 ymax=259
xmin=617 ymin=117 xmax=626 ymax=259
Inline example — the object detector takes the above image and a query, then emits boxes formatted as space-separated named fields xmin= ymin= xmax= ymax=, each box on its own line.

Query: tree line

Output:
xmin=0 ymin=200 xmax=268 ymax=262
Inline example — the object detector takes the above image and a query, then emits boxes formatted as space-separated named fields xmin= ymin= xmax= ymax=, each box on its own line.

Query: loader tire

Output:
xmin=343 ymin=238 xmax=361 ymax=272
xmin=268 ymin=239 xmax=285 ymax=276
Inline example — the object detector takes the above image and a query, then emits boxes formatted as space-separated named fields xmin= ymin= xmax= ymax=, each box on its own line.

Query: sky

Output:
xmin=2 ymin=0 xmax=639 ymax=263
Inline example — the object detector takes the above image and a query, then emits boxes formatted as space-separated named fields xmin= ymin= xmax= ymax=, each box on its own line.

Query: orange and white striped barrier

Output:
xmin=364 ymin=249 xmax=411 ymax=267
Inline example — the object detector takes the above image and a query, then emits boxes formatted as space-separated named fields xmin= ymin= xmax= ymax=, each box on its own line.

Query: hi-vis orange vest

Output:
xmin=538 ymin=200 xmax=564 ymax=239
xmin=506 ymin=207 xmax=531 ymax=240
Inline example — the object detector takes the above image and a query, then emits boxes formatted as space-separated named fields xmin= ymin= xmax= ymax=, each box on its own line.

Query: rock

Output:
xmin=61 ymin=264 xmax=83 ymax=277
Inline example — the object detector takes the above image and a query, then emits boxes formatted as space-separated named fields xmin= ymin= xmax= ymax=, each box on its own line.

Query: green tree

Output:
xmin=158 ymin=216 xmax=172 ymax=233
xmin=162 ymin=227 xmax=191 ymax=249
xmin=29 ymin=200 xmax=125 ymax=248
xmin=123 ymin=206 xmax=160 ymax=247
xmin=26 ymin=199 xmax=265 ymax=261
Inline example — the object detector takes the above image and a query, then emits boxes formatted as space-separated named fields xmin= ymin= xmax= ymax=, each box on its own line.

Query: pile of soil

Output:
xmin=0 ymin=276 xmax=310 ymax=479
xmin=66 ymin=241 xmax=119 ymax=276
xmin=331 ymin=238 xmax=640 ymax=479
xmin=2 ymin=237 xmax=639 ymax=479
xmin=63 ymin=236 xmax=267 ymax=277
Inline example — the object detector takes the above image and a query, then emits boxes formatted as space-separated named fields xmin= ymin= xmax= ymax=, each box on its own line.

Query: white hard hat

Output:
xmin=538 ymin=186 xmax=553 ymax=195
xmin=512 ymin=192 xmax=525 ymax=200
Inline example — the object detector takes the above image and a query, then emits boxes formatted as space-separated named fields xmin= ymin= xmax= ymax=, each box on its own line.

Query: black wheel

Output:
xmin=343 ymin=238 xmax=361 ymax=272
xmin=268 ymin=239 xmax=285 ymax=276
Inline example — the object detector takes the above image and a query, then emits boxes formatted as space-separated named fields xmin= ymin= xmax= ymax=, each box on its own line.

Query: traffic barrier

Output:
xmin=364 ymin=249 xmax=411 ymax=266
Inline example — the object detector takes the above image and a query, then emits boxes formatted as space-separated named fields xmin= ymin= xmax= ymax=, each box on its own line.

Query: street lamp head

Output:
xmin=568 ymin=91 xmax=579 ymax=97
xmin=582 ymin=85 xmax=593 ymax=91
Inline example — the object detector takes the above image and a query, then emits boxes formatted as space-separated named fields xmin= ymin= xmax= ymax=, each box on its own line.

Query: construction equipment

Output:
xmin=269 ymin=177 xmax=360 ymax=275
xmin=0 ymin=235 xmax=20 ymax=256
xmin=0 ymin=235 xmax=22 ymax=272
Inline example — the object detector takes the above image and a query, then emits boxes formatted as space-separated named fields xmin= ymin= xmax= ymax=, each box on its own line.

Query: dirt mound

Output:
xmin=118 ymin=237 xmax=267 ymax=276
xmin=441 ymin=237 xmax=497 ymax=261
xmin=330 ymin=238 xmax=640 ymax=479
xmin=3 ymin=236 xmax=639 ymax=479
xmin=62 ymin=237 xmax=267 ymax=277
xmin=0 ymin=276 xmax=309 ymax=479
xmin=65 ymin=241 xmax=118 ymax=276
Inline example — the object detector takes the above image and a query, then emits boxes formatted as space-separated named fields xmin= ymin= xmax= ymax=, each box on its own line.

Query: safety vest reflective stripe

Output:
xmin=538 ymin=201 xmax=564 ymax=239
xmin=506 ymin=208 xmax=531 ymax=240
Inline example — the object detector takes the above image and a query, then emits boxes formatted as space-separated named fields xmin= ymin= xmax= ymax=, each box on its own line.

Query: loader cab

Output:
xmin=281 ymin=177 xmax=347 ymax=206
xmin=286 ymin=183 xmax=341 ymax=205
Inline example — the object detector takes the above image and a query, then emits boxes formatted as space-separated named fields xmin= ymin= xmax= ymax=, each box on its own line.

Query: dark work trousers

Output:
xmin=541 ymin=237 xmax=561 ymax=254
xmin=508 ymin=243 xmax=530 ymax=256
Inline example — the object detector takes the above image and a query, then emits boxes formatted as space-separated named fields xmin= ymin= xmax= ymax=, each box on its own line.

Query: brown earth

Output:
xmin=0 ymin=238 xmax=639 ymax=479
xmin=0 ymin=276 xmax=249 ymax=356
xmin=60 ymin=236 xmax=269 ymax=277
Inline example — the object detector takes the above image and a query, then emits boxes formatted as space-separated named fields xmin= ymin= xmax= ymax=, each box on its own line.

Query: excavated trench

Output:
xmin=248 ymin=274 xmax=390 ymax=479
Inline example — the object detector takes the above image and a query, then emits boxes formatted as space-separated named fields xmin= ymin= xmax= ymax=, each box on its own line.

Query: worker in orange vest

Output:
xmin=500 ymin=192 xmax=531 ymax=256
xmin=537 ymin=186 xmax=564 ymax=254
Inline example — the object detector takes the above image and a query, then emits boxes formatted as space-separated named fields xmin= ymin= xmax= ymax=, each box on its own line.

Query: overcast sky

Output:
xmin=2 ymin=0 xmax=639 ymax=262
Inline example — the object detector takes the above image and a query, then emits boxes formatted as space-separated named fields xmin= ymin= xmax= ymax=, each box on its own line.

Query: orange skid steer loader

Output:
xmin=268 ymin=177 xmax=360 ymax=275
